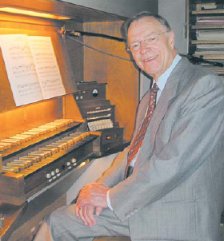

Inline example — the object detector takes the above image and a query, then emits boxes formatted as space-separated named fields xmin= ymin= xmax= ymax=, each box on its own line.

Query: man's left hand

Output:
xmin=75 ymin=182 xmax=109 ymax=224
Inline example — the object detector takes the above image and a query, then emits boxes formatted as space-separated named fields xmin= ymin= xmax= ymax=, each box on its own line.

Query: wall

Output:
xmin=158 ymin=0 xmax=188 ymax=54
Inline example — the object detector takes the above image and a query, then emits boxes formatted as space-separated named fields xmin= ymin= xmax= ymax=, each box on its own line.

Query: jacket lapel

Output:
xmin=139 ymin=58 xmax=189 ymax=158
xmin=150 ymin=58 xmax=190 ymax=148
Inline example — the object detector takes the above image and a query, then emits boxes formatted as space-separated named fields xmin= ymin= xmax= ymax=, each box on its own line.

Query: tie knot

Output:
xmin=151 ymin=82 xmax=159 ymax=92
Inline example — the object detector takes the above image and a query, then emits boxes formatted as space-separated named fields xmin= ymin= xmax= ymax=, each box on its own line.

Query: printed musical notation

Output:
xmin=0 ymin=34 xmax=65 ymax=106
xmin=29 ymin=36 xmax=65 ymax=99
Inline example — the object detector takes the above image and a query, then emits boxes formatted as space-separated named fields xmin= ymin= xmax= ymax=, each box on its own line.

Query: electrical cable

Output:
xmin=59 ymin=27 xmax=132 ymax=62
xmin=66 ymin=35 xmax=132 ymax=62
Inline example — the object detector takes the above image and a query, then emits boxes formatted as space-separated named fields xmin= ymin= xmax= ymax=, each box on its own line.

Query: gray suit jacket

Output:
xmin=98 ymin=58 xmax=224 ymax=241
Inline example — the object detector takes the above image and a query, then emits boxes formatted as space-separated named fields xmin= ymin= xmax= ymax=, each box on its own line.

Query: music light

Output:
xmin=0 ymin=7 xmax=70 ymax=20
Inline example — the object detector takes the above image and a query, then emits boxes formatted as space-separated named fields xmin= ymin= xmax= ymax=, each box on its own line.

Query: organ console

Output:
xmin=0 ymin=119 xmax=101 ymax=241
xmin=0 ymin=0 xmax=139 ymax=240
xmin=0 ymin=119 xmax=101 ymax=206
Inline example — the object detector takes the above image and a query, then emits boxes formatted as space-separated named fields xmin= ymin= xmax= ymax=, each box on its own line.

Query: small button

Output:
xmin=46 ymin=173 xmax=51 ymax=179
xmin=71 ymin=158 xmax=77 ymax=163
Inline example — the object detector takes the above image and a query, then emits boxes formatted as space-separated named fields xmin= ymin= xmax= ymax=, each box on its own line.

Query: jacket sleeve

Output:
xmin=108 ymin=75 xmax=224 ymax=221
xmin=96 ymin=147 xmax=129 ymax=187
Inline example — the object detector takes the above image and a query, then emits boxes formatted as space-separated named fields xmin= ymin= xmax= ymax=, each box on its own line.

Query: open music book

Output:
xmin=0 ymin=34 xmax=65 ymax=106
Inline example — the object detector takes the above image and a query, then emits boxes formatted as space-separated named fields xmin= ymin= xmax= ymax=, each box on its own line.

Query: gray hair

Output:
xmin=121 ymin=11 xmax=172 ymax=40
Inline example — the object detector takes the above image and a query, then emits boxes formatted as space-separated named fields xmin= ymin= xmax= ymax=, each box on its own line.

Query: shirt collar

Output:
xmin=156 ymin=54 xmax=181 ymax=93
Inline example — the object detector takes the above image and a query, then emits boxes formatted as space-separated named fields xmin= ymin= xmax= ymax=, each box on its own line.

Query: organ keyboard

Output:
xmin=0 ymin=119 xmax=79 ymax=158
xmin=0 ymin=119 xmax=100 ymax=206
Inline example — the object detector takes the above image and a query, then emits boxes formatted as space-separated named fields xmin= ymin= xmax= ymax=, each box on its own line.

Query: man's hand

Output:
xmin=75 ymin=205 xmax=103 ymax=226
xmin=76 ymin=183 xmax=109 ymax=208
xmin=75 ymin=183 xmax=109 ymax=226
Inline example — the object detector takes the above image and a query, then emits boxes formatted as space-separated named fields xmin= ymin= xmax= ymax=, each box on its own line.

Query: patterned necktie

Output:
xmin=126 ymin=83 xmax=159 ymax=177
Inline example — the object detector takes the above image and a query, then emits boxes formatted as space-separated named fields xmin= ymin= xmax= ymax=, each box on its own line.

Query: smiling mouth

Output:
xmin=143 ymin=56 xmax=156 ymax=63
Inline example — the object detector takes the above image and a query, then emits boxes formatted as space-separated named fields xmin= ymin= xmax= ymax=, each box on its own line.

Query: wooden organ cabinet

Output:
xmin=0 ymin=0 xmax=139 ymax=240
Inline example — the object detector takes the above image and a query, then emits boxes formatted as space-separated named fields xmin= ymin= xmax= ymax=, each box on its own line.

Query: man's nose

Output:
xmin=139 ymin=42 xmax=151 ymax=53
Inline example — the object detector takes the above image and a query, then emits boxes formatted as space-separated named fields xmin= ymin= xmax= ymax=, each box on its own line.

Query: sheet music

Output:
xmin=0 ymin=34 xmax=43 ymax=106
xmin=0 ymin=34 xmax=65 ymax=106
xmin=28 ymin=36 xmax=65 ymax=99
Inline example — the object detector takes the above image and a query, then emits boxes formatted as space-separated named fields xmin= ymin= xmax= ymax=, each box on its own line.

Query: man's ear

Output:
xmin=169 ymin=31 xmax=175 ymax=48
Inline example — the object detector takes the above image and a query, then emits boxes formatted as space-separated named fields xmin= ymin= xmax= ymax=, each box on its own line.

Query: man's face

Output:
xmin=127 ymin=17 xmax=176 ymax=80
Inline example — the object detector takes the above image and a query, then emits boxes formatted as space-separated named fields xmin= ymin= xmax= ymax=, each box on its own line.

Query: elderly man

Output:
xmin=34 ymin=11 xmax=224 ymax=241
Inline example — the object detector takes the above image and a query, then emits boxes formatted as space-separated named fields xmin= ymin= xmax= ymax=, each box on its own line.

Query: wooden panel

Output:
xmin=83 ymin=21 xmax=139 ymax=141
xmin=60 ymin=22 xmax=84 ymax=86
xmin=62 ymin=94 xmax=84 ymax=122
xmin=83 ymin=20 xmax=125 ymax=39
